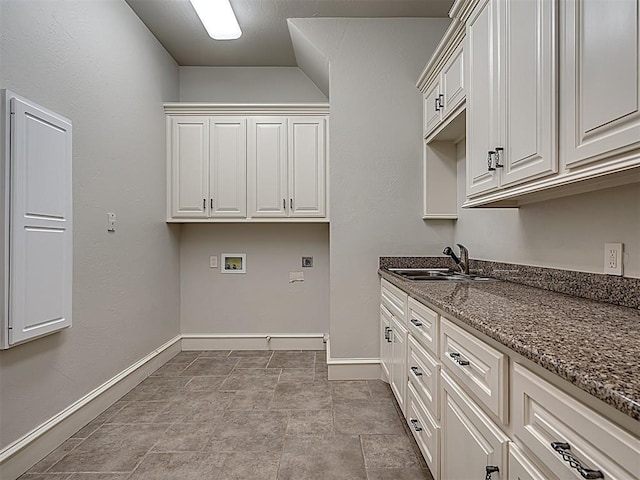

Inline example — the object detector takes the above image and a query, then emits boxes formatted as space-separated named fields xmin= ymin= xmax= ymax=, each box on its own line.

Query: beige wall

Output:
xmin=454 ymin=141 xmax=640 ymax=278
xmin=290 ymin=18 xmax=453 ymax=359
xmin=179 ymin=66 xmax=328 ymax=102
xmin=0 ymin=0 xmax=180 ymax=448
xmin=180 ymin=224 xmax=329 ymax=334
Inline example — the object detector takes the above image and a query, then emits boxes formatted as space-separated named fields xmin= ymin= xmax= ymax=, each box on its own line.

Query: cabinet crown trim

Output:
xmin=164 ymin=103 xmax=330 ymax=116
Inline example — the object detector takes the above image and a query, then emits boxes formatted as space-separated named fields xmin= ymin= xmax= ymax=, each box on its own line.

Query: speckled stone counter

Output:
xmin=379 ymin=268 xmax=640 ymax=422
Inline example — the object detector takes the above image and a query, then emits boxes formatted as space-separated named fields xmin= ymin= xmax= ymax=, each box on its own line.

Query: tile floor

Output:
xmin=19 ymin=350 xmax=433 ymax=480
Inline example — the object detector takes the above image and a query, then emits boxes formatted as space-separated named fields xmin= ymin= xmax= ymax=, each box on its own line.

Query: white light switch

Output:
xmin=107 ymin=212 xmax=116 ymax=232
xmin=209 ymin=255 xmax=218 ymax=268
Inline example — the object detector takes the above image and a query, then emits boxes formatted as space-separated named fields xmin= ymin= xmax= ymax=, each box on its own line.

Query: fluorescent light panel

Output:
xmin=189 ymin=0 xmax=242 ymax=40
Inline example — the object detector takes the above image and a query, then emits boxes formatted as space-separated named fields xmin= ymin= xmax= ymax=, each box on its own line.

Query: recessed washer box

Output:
xmin=221 ymin=253 xmax=246 ymax=273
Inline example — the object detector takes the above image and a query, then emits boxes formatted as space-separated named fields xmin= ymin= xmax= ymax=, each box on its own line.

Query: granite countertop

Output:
xmin=379 ymin=268 xmax=640 ymax=422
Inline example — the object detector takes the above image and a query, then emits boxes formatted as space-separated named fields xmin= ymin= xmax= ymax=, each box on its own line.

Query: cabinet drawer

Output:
xmin=407 ymin=382 xmax=440 ymax=480
xmin=381 ymin=279 xmax=407 ymax=322
xmin=408 ymin=297 xmax=439 ymax=356
xmin=407 ymin=335 xmax=440 ymax=420
xmin=513 ymin=364 xmax=640 ymax=480
xmin=440 ymin=316 xmax=507 ymax=423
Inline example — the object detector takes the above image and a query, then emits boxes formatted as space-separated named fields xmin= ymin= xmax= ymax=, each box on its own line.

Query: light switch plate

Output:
xmin=209 ymin=255 xmax=218 ymax=268
xmin=107 ymin=212 xmax=116 ymax=232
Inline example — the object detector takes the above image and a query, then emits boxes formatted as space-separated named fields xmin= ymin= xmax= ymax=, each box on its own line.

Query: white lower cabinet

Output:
xmin=441 ymin=371 xmax=509 ymax=480
xmin=390 ymin=316 xmax=408 ymax=414
xmin=380 ymin=304 xmax=393 ymax=381
xmin=380 ymin=279 xmax=640 ymax=480
xmin=407 ymin=382 xmax=441 ymax=479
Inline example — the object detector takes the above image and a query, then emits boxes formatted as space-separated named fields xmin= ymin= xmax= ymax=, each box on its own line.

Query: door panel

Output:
xmin=9 ymin=96 xmax=72 ymax=346
xmin=210 ymin=117 xmax=246 ymax=217
xmin=288 ymin=117 xmax=325 ymax=217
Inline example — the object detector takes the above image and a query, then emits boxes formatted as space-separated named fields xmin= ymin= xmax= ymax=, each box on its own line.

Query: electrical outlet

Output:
xmin=604 ymin=243 xmax=623 ymax=276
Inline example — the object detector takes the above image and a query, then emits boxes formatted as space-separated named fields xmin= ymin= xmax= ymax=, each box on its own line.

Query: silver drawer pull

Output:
xmin=410 ymin=318 xmax=423 ymax=327
xmin=550 ymin=442 xmax=604 ymax=479
xmin=410 ymin=366 xmax=423 ymax=377
xmin=449 ymin=352 xmax=470 ymax=366
xmin=410 ymin=418 xmax=422 ymax=432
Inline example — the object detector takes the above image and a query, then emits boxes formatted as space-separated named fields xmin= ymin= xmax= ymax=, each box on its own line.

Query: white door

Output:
xmin=288 ymin=117 xmax=325 ymax=217
xmin=466 ymin=0 xmax=500 ymax=197
xmin=441 ymin=372 xmax=509 ymax=480
xmin=424 ymin=81 xmax=442 ymax=137
xmin=210 ymin=117 xmax=246 ymax=218
xmin=562 ymin=0 xmax=640 ymax=168
xmin=390 ymin=316 xmax=408 ymax=414
xmin=8 ymin=96 xmax=72 ymax=346
xmin=170 ymin=116 xmax=209 ymax=218
xmin=500 ymin=0 xmax=557 ymax=187
xmin=247 ymin=117 xmax=288 ymax=217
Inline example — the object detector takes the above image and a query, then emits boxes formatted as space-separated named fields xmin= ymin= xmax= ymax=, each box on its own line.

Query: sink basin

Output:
xmin=387 ymin=268 xmax=496 ymax=282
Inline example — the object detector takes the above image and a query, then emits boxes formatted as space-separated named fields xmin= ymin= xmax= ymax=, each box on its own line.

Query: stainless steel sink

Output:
xmin=387 ymin=268 xmax=496 ymax=282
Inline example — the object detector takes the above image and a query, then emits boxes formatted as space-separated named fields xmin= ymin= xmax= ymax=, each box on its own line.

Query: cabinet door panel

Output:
xmin=380 ymin=304 xmax=392 ymax=382
xmin=210 ymin=117 xmax=246 ymax=217
xmin=500 ymin=0 xmax=557 ymax=187
xmin=170 ymin=116 xmax=209 ymax=218
xmin=441 ymin=45 xmax=465 ymax=122
xmin=248 ymin=117 xmax=287 ymax=217
xmin=466 ymin=0 xmax=500 ymax=197
xmin=441 ymin=372 xmax=509 ymax=480
xmin=424 ymin=81 xmax=442 ymax=137
xmin=391 ymin=316 xmax=408 ymax=415
xmin=562 ymin=0 xmax=640 ymax=167
xmin=288 ymin=117 xmax=325 ymax=217
xmin=508 ymin=443 xmax=556 ymax=480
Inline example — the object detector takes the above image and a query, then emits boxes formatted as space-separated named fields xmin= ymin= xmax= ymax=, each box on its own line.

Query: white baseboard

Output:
xmin=181 ymin=333 xmax=326 ymax=351
xmin=0 ymin=335 xmax=181 ymax=480
xmin=326 ymin=338 xmax=381 ymax=380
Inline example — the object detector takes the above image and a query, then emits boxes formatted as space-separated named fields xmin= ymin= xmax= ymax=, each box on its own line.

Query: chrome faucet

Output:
xmin=443 ymin=244 xmax=469 ymax=275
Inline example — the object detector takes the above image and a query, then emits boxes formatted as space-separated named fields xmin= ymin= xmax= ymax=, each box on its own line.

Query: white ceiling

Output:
xmin=125 ymin=0 xmax=454 ymax=66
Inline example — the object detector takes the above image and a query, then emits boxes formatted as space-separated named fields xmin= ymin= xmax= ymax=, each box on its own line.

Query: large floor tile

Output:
xmin=184 ymin=375 xmax=227 ymax=391
xmin=219 ymin=368 xmax=281 ymax=391
xmin=278 ymin=368 xmax=315 ymax=384
xmin=227 ymin=350 xmax=273 ymax=358
xmin=361 ymin=435 xmax=423 ymax=469
xmin=271 ymin=383 xmax=332 ymax=410
xmin=331 ymin=381 xmax=372 ymax=400
xmin=278 ymin=434 xmax=367 ymax=480
xmin=216 ymin=451 xmax=280 ymax=480
xmin=151 ymin=423 xmax=218 ymax=452
xmin=365 ymin=468 xmax=433 ymax=480
xmin=286 ymin=410 xmax=334 ymax=435
xmin=49 ymin=424 xmax=169 ymax=473
xmin=227 ymin=390 xmax=274 ymax=410
xmin=165 ymin=351 xmax=202 ymax=364
xmin=180 ymin=358 xmax=238 ymax=376
xmin=150 ymin=363 xmax=189 ymax=377
xmin=70 ymin=402 xmax=127 ymax=439
xmin=26 ymin=439 xmax=83 ymax=473
xmin=267 ymin=351 xmax=315 ymax=369
xmin=106 ymin=401 xmax=169 ymax=424
xmin=67 ymin=474 xmax=131 ymax=480
xmin=127 ymin=452 xmax=225 ymax=480
xmin=207 ymin=411 xmax=288 ymax=452
xmin=154 ymin=398 xmax=230 ymax=423
xmin=333 ymin=399 xmax=405 ymax=434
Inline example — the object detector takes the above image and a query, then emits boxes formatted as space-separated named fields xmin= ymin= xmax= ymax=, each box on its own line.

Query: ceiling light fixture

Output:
xmin=189 ymin=0 xmax=242 ymax=40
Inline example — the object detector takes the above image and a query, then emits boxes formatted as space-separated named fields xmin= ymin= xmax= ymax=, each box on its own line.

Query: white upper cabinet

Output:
xmin=466 ymin=0 xmax=557 ymax=198
xmin=248 ymin=117 xmax=288 ymax=218
xmin=170 ymin=116 xmax=209 ymax=218
xmin=288 ymin=117 xmax=326 ymax=218
xmin=165 ymin=104 xmax=328 ymax=222
xmin=2 ymin=90 xmax=73 ymax=349
xmin=210 ymin=117 xmax=247 ymax=217
xmin=440 ymin=45 xmax=466 ymax=124
xmin=561 ymin=0 xmax=640 ymax=168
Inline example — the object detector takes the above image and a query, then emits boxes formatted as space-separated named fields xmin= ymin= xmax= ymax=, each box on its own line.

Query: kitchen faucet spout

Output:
xmin=443 ymin=244 xmax=469 ymax=275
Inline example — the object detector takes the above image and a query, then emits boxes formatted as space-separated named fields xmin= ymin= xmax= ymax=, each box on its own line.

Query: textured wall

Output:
xmin=180 ymin=224 xmax=329 ymax=334
xmin=454 ymin=142 xmax=640 ymax=278
xmin=179 ymin=66 xmax=327 ymax=102
xmin=290 ymin=18 xmax=453 ymax=359
xmin=0 ymin=0 xmax=180 ymax=448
